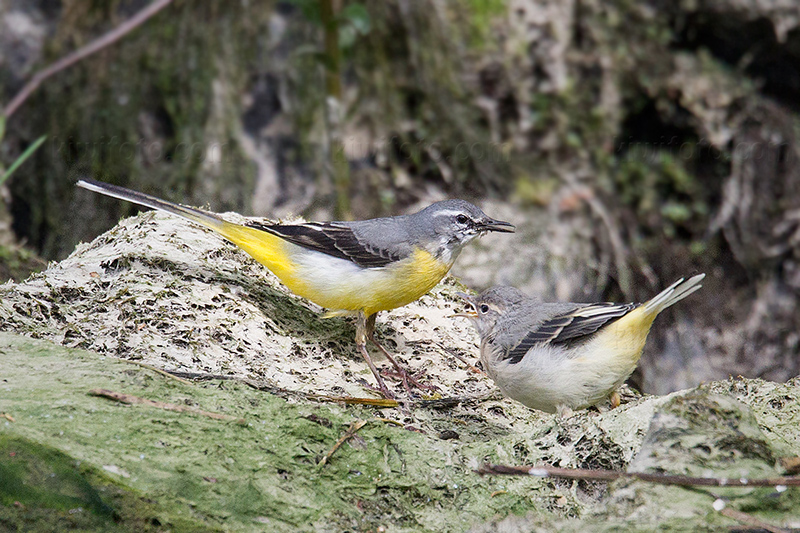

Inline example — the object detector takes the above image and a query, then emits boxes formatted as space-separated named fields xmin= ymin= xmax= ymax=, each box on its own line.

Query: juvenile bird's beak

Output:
xmin=450 ymin=292 xmax=478 ymax=318
xmin=478 ymin=218 xmax=515 ymax=233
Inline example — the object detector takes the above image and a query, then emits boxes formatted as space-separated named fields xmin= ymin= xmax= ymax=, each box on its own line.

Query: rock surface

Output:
xmin=1 ymin=213 xmax=798 ymax=531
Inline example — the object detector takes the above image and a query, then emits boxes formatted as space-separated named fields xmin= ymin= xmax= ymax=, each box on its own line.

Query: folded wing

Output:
xmin=248 ymin=221 xmax=402 ymax=268
xmin=503 ymin=302 xmax=636 ymax=364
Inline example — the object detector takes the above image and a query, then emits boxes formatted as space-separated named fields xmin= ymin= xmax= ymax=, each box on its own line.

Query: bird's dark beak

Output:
xmin=479 ymin=218 xmax=515 ymax=233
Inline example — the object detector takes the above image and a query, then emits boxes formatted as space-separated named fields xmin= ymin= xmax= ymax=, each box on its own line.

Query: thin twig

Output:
xmin=310 ymin=394 xmax=400 ymax=408
xmin=476 ymin=463 xmax=800 ymax=488
xmin=318 ymin=420 xmax=368 ymax=467
xmin=120 ymin=359 xmax=193 ymax=385
xmin=165 ymin=370 xmax=238 ymax=381
xmin=437 ymin=343 xmax=484 ymax=375
xmin=559 ymin=174 xmax=633 ymax=295
xmin=243 ymin=378 xmax=400 ymax=407
xmin=719 ymin=507 xmax=789 ymax=533
xmin=3 ymin=0 xmax=174 ymax=118
xmin=88 ymin=388 xmax=245 ymax=423
xmin=373 ymin=418 xmax=405 ymax=427
xmin=245 ymin=376 xmax=474 ymax=410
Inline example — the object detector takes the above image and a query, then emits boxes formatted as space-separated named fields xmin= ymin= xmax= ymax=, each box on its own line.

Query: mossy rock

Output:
xmin=1 ymin=212 xmax=798 ymax=531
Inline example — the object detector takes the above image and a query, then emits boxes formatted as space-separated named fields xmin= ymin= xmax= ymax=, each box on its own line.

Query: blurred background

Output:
xmin=1 ymin=0 xmax=798 ymax=395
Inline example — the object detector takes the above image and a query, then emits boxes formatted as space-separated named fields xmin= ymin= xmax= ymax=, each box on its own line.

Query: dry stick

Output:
xmin=245 ymin=377 xmax=475 ymax=410
xmin=88 ymin=388 xmax=245 ymax=423
xmin=559 ymin=173 xmax=634 ymax=294
xmin=317 ymin=418 xmax=410 ymax=467
xmin=318 ymin=420 xmax=368 ymax=467
xmin=476 ymin=464 xmax=800 ymax=488
xmin=311 ymin=394 xmax=400 ymax=408
xmin=374 ymin=418 xmax=404 ymax=427
xmin=437 ymin=343 xmax=484 ymax=375
xmin=166 ymin=371 xmax=238 ymax=381
xmin=120 ymin=359 xmax=193 ymax=385
xmin=3 ymin=0 xmax=174 ymax=119
xmin=242 ymin=378 xmax=401 ymax=408
xmin=718 ymin=507 xmax=789 ymax=533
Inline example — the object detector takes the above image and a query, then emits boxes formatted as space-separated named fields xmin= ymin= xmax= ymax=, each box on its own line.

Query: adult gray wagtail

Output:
xmin=77 ymin=179 xmax=515 ymax=398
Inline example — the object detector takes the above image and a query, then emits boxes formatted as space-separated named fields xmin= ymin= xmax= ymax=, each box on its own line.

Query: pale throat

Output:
xmin=431 ymin=234 xmax=471 ymax=265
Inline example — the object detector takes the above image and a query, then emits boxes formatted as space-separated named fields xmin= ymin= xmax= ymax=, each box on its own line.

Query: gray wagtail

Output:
xmin=455 ymin=274 xmax=704 ymax=416
xmin=77 ymin=179 xmax=515 ymax=398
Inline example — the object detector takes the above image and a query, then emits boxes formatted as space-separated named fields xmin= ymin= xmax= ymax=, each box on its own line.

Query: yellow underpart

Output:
xmin=211 ymin=222 xmax=452 ymax=315
xmin=215 ymin=221 xmax=303 ymax=290
xmin=590 ymin=306 xmax=659 ymax=367
xmin=360 ymin=248 xmax=453 ymax=315
xmin=303 ymin=248 xmax=452 ymax=315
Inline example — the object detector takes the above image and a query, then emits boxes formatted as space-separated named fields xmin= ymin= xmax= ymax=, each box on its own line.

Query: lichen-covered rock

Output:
xmin=2 ymin=212 xmax=798 ymax=531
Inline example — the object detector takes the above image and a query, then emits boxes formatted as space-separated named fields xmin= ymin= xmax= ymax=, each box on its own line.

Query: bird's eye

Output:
xmin=456 ymin=214 xmax=469 ymax=225
xmin=480 ymin=304 xmax=489 ymax=313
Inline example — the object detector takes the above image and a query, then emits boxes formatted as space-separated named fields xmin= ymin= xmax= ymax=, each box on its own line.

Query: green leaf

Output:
xmin=0 ymin=135 xmax=46 ymax=187
xmin=0 ymin=115 xmax=6 ymax=142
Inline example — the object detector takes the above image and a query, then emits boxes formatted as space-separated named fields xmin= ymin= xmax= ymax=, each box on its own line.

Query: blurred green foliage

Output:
xmin=615 ymin=149 xmax=709 ymax=237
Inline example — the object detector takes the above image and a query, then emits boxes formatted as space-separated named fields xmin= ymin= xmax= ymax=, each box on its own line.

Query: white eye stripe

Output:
xmin=432 ymin=210 xmax=473 ymax=219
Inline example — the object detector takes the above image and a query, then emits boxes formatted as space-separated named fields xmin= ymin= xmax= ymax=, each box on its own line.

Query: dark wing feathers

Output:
xmin=503 ymin=303 xmax=636 ymax=364
xmin=247 ymin=221 xmax=401 ymax=268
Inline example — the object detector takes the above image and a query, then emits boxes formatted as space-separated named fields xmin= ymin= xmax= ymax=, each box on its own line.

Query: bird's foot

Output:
xmin=556 ymin=405 xmax=574 ymax=419
xmin=609 ymin=390 xmax=621 ymax=409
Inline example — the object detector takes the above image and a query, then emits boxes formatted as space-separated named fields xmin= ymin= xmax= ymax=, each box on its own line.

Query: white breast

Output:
xmin=482 ymin=338 xmax=637 ymax=413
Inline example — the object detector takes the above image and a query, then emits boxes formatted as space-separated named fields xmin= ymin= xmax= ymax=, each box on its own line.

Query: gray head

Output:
xmin=410 ymin=200 xmax=514 ymax=261
xmin=455 ymin=285 xmax=527 ymax=339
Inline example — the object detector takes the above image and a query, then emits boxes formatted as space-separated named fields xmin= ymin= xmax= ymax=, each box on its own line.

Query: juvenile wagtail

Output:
xmin=455 ymin=275 xmax=705 ymax=416
xmin=77 ymin=179 xmax=514 ymax=398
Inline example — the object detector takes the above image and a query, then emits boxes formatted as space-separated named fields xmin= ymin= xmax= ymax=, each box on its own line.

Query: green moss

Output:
xmin=0 ymin=434 xmax=218 ymax=532
xmin=3 ymin=325 xmax=799 ymax=531
xmin=1 ymin=332 xmax=551 ymax=532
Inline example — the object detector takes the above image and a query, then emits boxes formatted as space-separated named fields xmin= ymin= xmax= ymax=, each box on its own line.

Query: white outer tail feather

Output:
xmin=643 ymin=273 xmax=705 ymax=314
xmin=76 ymin=179 xmax=224 ymax=231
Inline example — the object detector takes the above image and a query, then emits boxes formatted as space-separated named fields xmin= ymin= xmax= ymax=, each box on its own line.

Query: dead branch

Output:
xmin=310 ymin=394 xmax=400 ymax=408
xmin=88 ymin=388 xmax=245 ymax=423
xmin=3 ymin=0 xmax=174 ymax=119
xmin=318 ymin=420 xmax=368 ymax=467
xmin=476 ymin=463 xmax=800 ymax=488
xmin=436 ymin=343 xmax=485 ymax=375
xmin=718 ymin=507 xmax=789 ymax=533
xmin=121 ymin=359 xmax=193 ymax=385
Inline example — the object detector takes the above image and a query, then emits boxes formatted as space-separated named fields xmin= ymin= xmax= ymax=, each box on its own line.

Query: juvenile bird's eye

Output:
xmin=480 ymin=304 xmax=489 ymax=313
xmin=456 ymin=214 xmax=469 ymax=225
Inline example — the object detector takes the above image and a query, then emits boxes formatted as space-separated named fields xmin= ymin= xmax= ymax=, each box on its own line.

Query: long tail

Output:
xmin=77 ymin=178 xmax=227 ymax=232
xmin=76 ymin=179 xmax=299 ymax=286
xmin=642 ymin=274 xmax=706 ymax=315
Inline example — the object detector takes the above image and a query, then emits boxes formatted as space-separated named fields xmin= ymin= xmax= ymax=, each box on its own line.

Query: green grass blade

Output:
xmin=0 ymin=135 xmax=46 ymax=187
